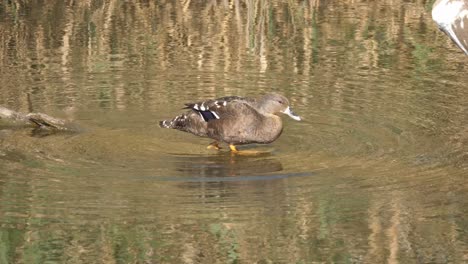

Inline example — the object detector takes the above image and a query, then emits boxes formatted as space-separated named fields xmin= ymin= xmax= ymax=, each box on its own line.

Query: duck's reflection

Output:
xmin=161 ymin=151 xmax=312 ymax=198
xmin=165 ymin=152 xmax=286 ymax=201
xmin=173 ymin=152 xmax=283 ymax=178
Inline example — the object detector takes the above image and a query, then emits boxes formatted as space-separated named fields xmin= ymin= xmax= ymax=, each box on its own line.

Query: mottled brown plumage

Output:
xmin=159 ymin=93 xmax=301 ymax=151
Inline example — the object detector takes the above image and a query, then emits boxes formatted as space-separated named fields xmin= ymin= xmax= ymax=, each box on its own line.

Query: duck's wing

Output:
xmin=184 ymin=96 xmax=256 ymax=122
xmin=432 ymin=0 xmax=468 ymax=55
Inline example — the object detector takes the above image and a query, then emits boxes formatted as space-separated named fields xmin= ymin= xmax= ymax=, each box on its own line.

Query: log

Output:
xmin=0 ymin=106 xmax=74 ymax=132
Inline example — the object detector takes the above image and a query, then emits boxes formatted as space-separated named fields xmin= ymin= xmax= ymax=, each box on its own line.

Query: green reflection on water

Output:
xmin=1 ymin=0 xmax=468 ymax=263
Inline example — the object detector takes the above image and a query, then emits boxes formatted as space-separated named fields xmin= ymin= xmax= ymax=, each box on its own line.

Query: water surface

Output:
xmin=1 ymin=1 xmax=468 ymax=263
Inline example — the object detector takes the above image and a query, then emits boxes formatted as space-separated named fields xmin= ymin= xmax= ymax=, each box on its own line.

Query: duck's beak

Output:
xmin=282 ymin=106 xmax=301 ymax=121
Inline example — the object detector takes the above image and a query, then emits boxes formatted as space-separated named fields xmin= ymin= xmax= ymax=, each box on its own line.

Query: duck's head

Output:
xmin=259 ymin=93 xmax=301 ymax=121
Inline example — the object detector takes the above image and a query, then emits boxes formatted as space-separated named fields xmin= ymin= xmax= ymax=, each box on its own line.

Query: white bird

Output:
xmin=432 ymin=0 xmax=468 ymax=55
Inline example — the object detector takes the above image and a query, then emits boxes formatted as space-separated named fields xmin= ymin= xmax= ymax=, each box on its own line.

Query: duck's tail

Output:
xmin=159 ymin=112 xmax=208 ymax=138
xmin=159 ymin=114 xmax=188 ymax=129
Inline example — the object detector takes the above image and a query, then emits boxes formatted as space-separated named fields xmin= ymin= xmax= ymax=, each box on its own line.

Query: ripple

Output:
xmin=152 ymin=171 xmax=314 ymax=182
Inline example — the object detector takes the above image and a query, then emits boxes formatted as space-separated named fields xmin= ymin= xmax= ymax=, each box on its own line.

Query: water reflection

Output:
xmin=172 ymin=152 xmax=283 ymax=177
xmin=1 ymin=0 xmax=468 ymax=263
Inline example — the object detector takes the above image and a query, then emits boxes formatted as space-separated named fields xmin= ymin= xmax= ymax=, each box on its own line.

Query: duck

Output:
xmin=432 ymin=0 xmax=468 ymax=55
xmin=159 ymin=93 xmax=301 ymax=152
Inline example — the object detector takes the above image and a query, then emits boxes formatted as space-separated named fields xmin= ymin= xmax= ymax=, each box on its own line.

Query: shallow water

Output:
xmin=1 ymin=1 xmax=468 ymax=263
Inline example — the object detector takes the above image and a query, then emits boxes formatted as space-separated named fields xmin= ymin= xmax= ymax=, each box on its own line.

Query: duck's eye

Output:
xmin=277 ymin=100 xmax=284 ymax=104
